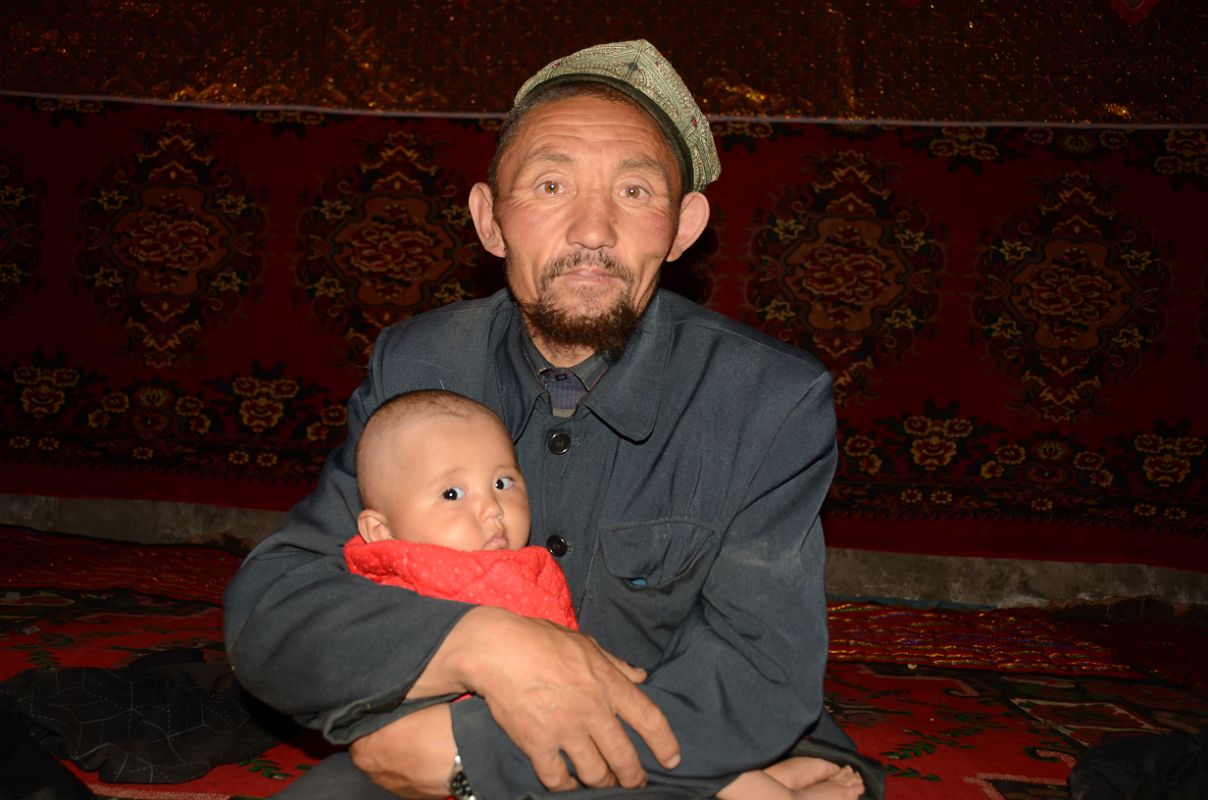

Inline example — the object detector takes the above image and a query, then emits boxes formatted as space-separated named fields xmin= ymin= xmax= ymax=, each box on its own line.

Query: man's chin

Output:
xmin=519 ymin=295 xmax=642 ymax=360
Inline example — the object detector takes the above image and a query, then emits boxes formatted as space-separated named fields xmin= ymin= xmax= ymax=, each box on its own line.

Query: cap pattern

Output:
xmin=514 ymin=39 xmax=721 ymax=193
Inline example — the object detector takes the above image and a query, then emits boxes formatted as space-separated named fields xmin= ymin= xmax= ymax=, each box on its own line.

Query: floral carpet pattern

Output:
xmin=1 ymin=97 xmax=1205 ymax=571
xmin=2 ymin=526 xmax=1205 ymax=800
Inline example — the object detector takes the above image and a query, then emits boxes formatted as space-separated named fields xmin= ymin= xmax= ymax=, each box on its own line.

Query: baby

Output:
xmin=347 ymin=389 xmax=864 ymax=800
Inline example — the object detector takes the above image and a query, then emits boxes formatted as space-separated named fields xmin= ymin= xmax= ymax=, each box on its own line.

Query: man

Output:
xmin=224 ymin=39 xmax=883 ymax=800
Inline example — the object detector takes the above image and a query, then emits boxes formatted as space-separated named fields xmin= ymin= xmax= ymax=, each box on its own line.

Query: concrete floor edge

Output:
xmin=2 ymin=493 xmax=1204 ymax=608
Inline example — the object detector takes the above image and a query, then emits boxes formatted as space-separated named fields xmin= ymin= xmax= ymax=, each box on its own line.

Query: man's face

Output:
xmin=473 ymin=94 xmax=705 ymax=364
xmin=372 ymin=410 xmax=530 ymax=552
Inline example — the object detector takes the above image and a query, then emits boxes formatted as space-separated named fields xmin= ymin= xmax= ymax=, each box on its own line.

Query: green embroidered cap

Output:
xmin=514 ymin=39 xmax=721 ymax=193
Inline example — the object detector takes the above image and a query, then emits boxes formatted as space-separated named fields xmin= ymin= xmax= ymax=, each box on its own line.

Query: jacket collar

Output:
xmin=492 ymin=291 xmax=671 ymax=444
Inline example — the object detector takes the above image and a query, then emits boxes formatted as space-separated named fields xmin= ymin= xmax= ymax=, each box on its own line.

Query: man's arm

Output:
xmin=350 ymin=607 xmax=680 ymax=796
xmin=221 ymin=349 xmax=475 ymax=742
xmin=223 ymin=320 xmax=677 ymax=789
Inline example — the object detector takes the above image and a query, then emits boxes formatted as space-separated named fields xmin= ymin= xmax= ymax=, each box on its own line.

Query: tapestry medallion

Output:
xmin=75 ymin=120 xmax=267 ymax=368
xmin=745 ymin=149 xmax=946 ymax=405
xmin=971 ymin=172 xmax=1172 ymax=422
xmin=0 ymin=156 xmax=43 ymax=310
xmin=296 ymin=129 xmax=485 ymax=367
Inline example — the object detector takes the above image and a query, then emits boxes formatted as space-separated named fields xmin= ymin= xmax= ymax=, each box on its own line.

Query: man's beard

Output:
xmin=510 ymin=251 xmax=645 ymax=361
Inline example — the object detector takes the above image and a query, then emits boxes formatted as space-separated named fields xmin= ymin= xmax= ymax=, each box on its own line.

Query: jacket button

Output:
xmin=546 ymin=535 xmax=569 ymax=557
xmin=547 ymin=431 xmax=572 ymax=454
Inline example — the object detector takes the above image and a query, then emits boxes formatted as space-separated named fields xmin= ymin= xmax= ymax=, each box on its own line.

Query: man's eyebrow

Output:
xmin=618 ymin=157 xmax=671 ymax=182
xmin=515 ymin=147 xmax=572 ymax=172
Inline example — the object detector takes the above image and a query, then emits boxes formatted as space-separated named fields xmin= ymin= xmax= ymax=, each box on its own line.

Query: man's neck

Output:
xmin=531 ymin=336 xmax=596 ymax=368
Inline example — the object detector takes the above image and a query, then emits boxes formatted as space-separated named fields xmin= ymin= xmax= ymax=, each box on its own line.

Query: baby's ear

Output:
xmin=356 ymin=509 xmax=393 ymax=543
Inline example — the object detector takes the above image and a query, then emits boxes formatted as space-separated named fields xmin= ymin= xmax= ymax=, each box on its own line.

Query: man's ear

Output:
xmin=356 ymin=509 xmax=394 ymax=543
xmin=468 ymin=182 xmax=507 ymax=258
xmin=666 ymin=191 xmax=711 ymax=263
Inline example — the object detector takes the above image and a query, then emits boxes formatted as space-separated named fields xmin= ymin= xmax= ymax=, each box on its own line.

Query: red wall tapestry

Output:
xmin=1 ymin=96 xmax=1205 ymax=569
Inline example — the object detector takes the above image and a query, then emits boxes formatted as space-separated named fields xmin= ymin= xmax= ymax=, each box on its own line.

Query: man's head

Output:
xmin=355 ymin=390 xmax=530 ymax=552
xmin=469 ymin=40 xmax=718 ymax=366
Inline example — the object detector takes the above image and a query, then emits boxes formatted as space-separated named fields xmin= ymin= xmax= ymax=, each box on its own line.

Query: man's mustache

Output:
xmin=540 ymin=251 xmax=634 ymax=287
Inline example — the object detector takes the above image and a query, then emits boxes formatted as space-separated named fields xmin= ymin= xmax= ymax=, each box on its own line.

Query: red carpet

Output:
xmin=2 ymin=526 xmax=1205 ymax=799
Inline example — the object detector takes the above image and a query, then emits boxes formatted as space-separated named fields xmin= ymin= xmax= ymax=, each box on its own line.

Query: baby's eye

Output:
xmin=442 ymin=487 xmax=465 ymax=501
xmin=495 ymin=477 xmax=515 ymax=490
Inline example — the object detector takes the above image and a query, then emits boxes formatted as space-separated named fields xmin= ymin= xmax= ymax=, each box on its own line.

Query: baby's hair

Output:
xmin=355 ymin=390 xmax=505 ymax=508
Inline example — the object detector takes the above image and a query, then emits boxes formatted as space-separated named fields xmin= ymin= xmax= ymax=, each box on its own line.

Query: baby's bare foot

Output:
xmin=796 ymin=765 xmax=865 ymax=800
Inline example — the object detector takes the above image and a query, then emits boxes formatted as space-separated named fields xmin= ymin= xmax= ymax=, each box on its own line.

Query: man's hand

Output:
xmin=416 ymin=606 xmax=681 ymax=791
xmin=350 ymin=703 xmax=456 ymax=799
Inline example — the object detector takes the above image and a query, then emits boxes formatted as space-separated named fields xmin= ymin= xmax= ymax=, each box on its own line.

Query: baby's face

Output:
xmin=376 ymin=410 xmax=530 ymax=552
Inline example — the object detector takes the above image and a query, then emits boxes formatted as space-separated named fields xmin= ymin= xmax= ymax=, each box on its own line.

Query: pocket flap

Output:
xmin=597 ymin=521 xmax=717 ymax=589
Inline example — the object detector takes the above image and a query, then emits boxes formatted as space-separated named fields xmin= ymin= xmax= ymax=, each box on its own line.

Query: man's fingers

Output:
xmin=587 ymin=720 xmax=648 ymax=788
xmin=560 ymin=738 xmax=619 ymax=789
xmin=598 ymin=648 xmax=648 ymax=684
xmin=613 ymin=687 xmax=681 ymax=769
xmin=527 ymin=747 xmax=578 ymax=792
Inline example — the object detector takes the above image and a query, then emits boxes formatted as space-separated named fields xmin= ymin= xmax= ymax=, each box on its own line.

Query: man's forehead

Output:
xmin=503 ymin=97 xmax=678 ymax=175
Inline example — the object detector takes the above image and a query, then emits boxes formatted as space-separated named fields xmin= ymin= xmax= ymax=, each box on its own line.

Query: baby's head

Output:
xmin=355 ymin=390 xmax=530 ymax=552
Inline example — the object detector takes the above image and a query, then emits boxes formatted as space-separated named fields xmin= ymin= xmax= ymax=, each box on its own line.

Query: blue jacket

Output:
xmin=223 ymin=288 xmax=840 ymax=798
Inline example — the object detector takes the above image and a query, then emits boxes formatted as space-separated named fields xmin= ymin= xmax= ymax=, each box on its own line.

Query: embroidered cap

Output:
xmin=513 ymin=39 xmax=721 ymax=193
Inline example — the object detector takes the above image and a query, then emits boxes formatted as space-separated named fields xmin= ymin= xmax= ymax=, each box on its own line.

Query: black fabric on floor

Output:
xmin=1068 ymin=727 xmax=1208 ymax=800
xmin=0 ymin=731 xmax=95 ymax=800
xmin=0 ymin=648 xmax=293 ymax=785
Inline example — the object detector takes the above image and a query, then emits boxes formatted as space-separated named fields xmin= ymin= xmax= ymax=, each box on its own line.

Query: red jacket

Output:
xmin=344 ymin=537 xmax=577 ymax=630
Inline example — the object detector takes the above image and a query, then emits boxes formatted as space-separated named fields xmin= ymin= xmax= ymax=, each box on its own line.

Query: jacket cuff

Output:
xmin=450 ymin=696 xmax=544 ymax=798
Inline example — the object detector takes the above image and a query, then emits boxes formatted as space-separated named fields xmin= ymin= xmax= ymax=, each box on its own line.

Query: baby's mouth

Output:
xmin=481 ymin=533 xmax=510 ymax=551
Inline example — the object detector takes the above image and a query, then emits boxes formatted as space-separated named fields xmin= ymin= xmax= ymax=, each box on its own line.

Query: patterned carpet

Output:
xmin=2 ymin=525 xmax=1205 ymax=799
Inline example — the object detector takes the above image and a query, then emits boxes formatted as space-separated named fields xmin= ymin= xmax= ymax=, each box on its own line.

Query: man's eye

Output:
xmin=496 ymin=477 xmax=515 ymax=490
xmin=623 ymin=185 xmax=648 ymax=199
xmin=541 ymin=180 xmax=560 ymax=194
xmin=442 ymin=487 xmax=465 ymax=500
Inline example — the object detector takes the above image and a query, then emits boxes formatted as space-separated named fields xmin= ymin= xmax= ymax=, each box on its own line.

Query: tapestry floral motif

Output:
xmin=245 ymin=108 xmax=342 ymax=138
xmin=971 ymin=172 xmax=1172 ymax=422
xmin=897 ymin=126 xmax=1026 ymax=173
xmin=1110 ymin=420 xmax=1206 ymax=530
xmin=745 ymin=150 xmax=946 ymax=405
xmin=296 ymin=129 xmax=487 ymax=367
xmin=10 ymin=95 xmax=110 ymax=127
xmin=832 ymin=407 xmax=1207 ymax=536
xmin=2 ymin=353 xmax=346 ymax=482
xmin=711 ymin=119 xmax=806 ymax=153
xmin=1122 ymin=128 xmax=1208 ymax=190
xmin=75 ymin=120 xmax=267 ymax=368
xmin=1022 ymin=127 xmax=1131 ymax=164
xmin=0 ymin=157 xmax=44 ymax=309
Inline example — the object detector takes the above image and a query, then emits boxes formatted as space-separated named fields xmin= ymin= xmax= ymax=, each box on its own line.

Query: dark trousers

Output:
xmin=271 ymin=733 xmax=885 ymax=800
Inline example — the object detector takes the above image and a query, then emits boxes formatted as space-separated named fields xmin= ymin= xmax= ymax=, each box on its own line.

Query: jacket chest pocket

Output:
xmin=580 ymin=520 xmax=718 ymax=666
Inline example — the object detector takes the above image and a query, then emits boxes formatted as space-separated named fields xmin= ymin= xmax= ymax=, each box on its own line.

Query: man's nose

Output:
xmin=566 ymin=190 xmax=617 ymax=250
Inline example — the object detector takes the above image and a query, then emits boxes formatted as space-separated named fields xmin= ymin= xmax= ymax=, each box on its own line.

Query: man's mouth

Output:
xmin=543 ymin=252 xmax=631 ymax=288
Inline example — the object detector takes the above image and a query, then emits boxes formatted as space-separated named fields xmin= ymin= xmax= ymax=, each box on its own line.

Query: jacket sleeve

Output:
xmin=452 ymin=369 xmax=839 ymax=798
xmin=222 ymin=325 xmax=477 ymax=744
